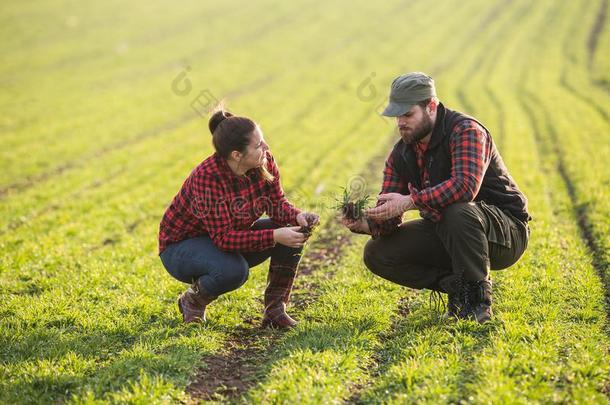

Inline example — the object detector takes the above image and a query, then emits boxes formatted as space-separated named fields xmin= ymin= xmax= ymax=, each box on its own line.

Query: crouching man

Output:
xmin=342 ymin=72 xmax=531 ymax=323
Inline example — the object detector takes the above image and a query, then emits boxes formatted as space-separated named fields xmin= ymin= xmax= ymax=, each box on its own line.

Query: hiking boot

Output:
xmin=463 ymin=277 xmax=493 ymax=324
xmin=177 ymin=281 xmax=217 ymax=323
xmin=262 ymin=266 xmax=298 ymax=329
xmin=438 ymin=274 xmax=466 ymax=319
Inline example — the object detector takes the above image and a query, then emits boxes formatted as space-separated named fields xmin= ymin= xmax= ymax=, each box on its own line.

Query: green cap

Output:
xmin=382 ymin=72 xmax=436 ymax=117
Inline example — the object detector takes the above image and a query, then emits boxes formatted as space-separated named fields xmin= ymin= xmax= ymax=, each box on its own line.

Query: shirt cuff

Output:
xmin=260 ymin=229 xmax=276 ymax=250
xmin=409 ymin=184 xmax=441 ymax=222
xmin=367 ymin=218 xmax=381 ymax=238
xmin=408 ymin=183 xmax=425 ymax=207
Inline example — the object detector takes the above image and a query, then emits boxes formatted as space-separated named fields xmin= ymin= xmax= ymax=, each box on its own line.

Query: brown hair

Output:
xmin=416 ymin=98 xmax=432 ymax=109
xmin=208 ymin=109 xmax=274 ymax=182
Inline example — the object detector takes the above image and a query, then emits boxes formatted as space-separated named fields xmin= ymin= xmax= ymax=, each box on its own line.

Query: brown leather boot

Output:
xmin=177 ymin=281 xmax=217 ymax=323
xmin=262 ymin=267 xmax=298 ymax=329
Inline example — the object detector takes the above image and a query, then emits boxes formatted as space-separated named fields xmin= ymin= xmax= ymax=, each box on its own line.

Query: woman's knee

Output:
xmin=221 ymin=259 xmax=250 ymax=290
xmin=272 ymin=244 xmax=303 ymax=266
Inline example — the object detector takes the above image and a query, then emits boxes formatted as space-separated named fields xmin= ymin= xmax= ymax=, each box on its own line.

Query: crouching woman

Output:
xmin=158 ymin=109 xmax=318 ymax=328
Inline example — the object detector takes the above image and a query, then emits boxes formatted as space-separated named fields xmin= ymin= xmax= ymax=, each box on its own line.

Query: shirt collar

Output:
xmin=214 ymin=152 xmax=254 ymax=183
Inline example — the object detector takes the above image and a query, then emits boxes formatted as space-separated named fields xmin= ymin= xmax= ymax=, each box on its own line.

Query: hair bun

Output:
xmin=208 ymin=110 xmax=234 ymax=134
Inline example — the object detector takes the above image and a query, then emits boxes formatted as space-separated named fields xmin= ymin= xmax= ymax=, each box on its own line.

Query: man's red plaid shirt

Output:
xmin=369 ymin=120 xmax=491 ymax=237
xmin=159 ymin=151 xmax=300 ymax=254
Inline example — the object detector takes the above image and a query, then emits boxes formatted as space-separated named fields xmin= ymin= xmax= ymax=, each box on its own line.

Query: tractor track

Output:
xmin=0 ymin=75 xmax=275 ymax=200
xmin=588 ymin=0 xmax=608 ymax=70
xmin=184 ymin=222 xmax=353 ymax=403
xmin=519 ymin=85 xmax=610 ymax=321
xmin=345 ymin=3 xmax=535 ymax=401
xmin=558 ymin=1 xmax=610 ymax=122
xmin=0 ymin=112 xmax=194 ymax=199
xmin=342 ymin=295 xmax=413 ymax=404
xmin=430 ymin=0 xmax=514 ymax=78
xmin=184 ymin=134 xmax=392 ymax=403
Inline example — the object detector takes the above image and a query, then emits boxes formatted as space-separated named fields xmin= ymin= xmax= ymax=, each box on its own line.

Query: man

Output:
xmin=342 ymin=72 xmax=530 ymax=323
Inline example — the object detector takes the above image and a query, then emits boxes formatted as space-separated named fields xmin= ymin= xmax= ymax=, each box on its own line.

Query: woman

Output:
xmin=159 ymin=109 xmax=319 ymax=329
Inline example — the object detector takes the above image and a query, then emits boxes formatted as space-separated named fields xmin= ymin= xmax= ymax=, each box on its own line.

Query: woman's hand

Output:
xmin=273 ymin=226 xmax=307 ymax=248
xmin=296 ymin=212 xmax=320 ymax=228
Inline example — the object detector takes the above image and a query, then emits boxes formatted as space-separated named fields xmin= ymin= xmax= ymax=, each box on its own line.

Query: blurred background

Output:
xmin=1 ymin=0 xmax=609 ymax=402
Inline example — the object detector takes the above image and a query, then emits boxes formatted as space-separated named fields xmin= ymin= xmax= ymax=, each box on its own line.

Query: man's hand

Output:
xmin=365 ymin=193 xmax=414 ymax=221
xmin=341 ymin=216 xmax=371 ymax=235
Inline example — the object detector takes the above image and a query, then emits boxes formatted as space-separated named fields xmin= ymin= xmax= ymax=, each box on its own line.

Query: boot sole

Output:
xmin=261 ymin=317 xmax=297 ymax=329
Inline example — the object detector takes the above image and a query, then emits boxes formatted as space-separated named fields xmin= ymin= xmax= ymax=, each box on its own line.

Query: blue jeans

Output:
xmin=159 ymin=219 xmax=303 ymax=296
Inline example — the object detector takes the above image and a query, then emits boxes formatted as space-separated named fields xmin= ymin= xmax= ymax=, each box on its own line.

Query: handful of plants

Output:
xmin=297 ymin=213 xmax=320 ymax=238
xmin=336 ymin=186 xmax=371 ymax=220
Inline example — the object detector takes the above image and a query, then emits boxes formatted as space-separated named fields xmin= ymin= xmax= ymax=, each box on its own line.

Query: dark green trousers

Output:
xmin=363 ymin=202 xmax=530 ymax=290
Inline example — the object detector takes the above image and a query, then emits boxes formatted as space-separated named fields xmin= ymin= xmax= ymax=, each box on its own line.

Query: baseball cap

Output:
xmin=382 ymin=72 xmax=436 ymax=117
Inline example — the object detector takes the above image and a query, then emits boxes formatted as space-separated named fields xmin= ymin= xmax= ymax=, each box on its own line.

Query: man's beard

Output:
xmin=399 ymin=113 xmax=434 ymax=144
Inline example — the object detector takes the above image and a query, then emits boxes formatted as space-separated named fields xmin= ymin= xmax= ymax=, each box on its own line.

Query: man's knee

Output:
xmin=364 ymin=240 xmax=435 ymax=289
xmin=439 ymin=202 xmax=483 ymax=231
xmin=363 ymin=239 xmax=387 ymax=276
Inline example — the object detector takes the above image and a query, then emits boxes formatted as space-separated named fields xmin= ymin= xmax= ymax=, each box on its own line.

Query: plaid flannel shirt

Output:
xmin=159 ymin=151 xmax=300 ymax=253
xmin=368 ymin=120 xmax=491 ymax=237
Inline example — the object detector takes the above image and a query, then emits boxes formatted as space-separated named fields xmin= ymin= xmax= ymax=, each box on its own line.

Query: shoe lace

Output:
xmin=463 ymin=279 xmax=488 ymax=314
xmin=456 ymin=272 xmax=472 ymax=316
xmin=429 ymin=290 xmax=446 ymax=313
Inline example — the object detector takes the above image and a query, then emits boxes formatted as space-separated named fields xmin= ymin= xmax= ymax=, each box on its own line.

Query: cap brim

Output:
xmin=381 ymin=101 xmax=412 ymax=117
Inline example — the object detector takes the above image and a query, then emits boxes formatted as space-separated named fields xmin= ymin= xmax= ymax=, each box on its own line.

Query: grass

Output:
xmin=1 ymin=0 xmax=609 ymax=403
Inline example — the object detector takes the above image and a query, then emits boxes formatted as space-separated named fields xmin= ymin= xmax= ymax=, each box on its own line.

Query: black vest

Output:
xmin=391 ymin=104 xmax=531 ymax=222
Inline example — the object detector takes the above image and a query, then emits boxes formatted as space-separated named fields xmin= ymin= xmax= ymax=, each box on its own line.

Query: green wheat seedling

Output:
xmin=336 ymin=186 xmax=371 ymax=220
xmin=2 ymin=0 xmax=609 ymax=403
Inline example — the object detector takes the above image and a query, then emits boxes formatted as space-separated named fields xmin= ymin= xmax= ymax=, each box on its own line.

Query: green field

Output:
xmin=1 ymin=0 xmax=610 ymax=403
